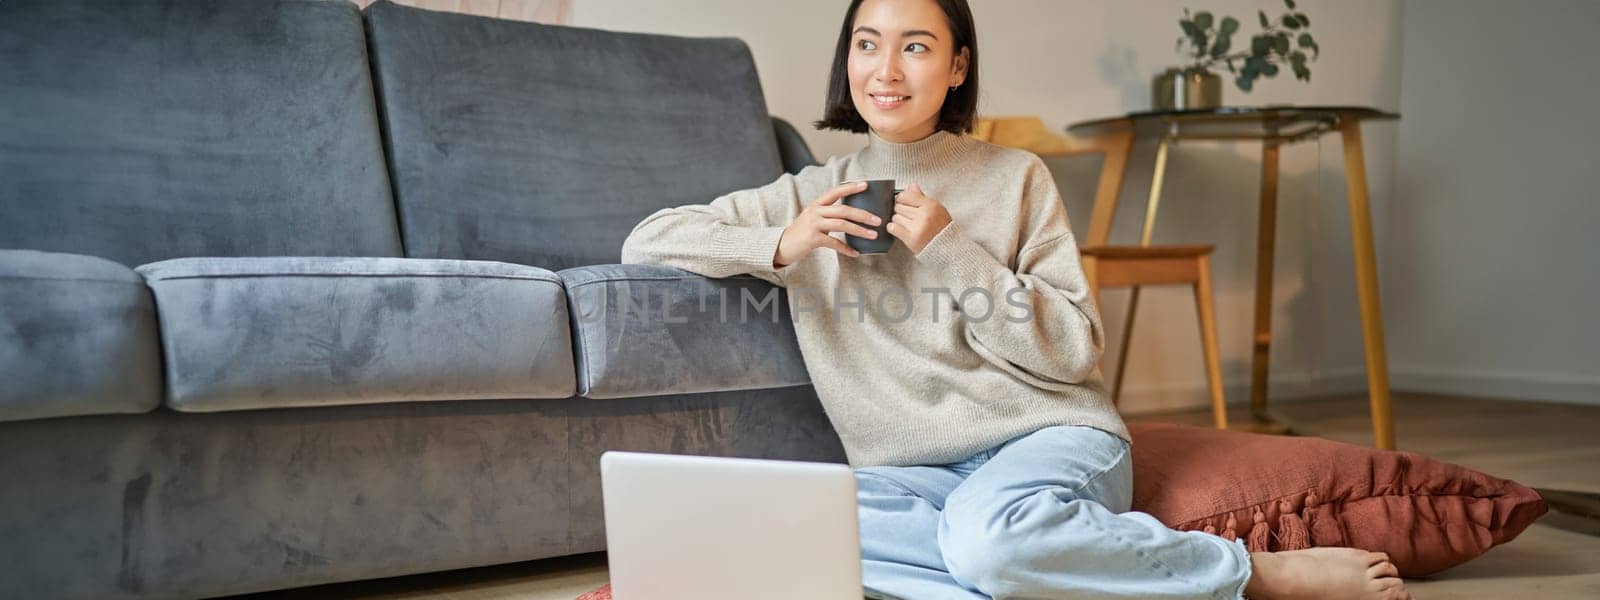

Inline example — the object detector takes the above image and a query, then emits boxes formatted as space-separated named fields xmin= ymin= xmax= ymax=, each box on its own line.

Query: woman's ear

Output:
xmin=950 ymin=46 xmax=970 ymax=88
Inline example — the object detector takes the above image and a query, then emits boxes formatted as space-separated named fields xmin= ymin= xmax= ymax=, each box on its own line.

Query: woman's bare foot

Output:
xmin=1243 ymin=547 xmax=1412 ymax=600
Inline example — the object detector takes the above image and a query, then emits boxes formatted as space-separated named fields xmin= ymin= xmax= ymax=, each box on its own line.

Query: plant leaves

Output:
xmin=1274 ymin=33 xmax=1291 ymax=55
xmin=1252 ymin=35 xmax=1272 ymax=55
xmin=1179 ymin=21 xmax=1207 ymax=55
xmin=1237 ymin=73 xmax=1255 ymax=92
xmin=1263 ymin=63 xmax=1279 ymax=76
xmin=1210 ymin=36 xmax=1232 ymax=58
xmin=1219 ymin=17 xmax=1239 ymax=36
xmin=1285 ymin=0 xmax=1296 ymax=9
xmin=1298 ymin=33 xmax=1315 ymax=48
xmin=1195 ymin=11 xmax=1213 ymax=30
xmin=1296 ymin=13 xmax=1310 ymax=27
xmin=1259 ymin=10 xmax=1270 ymax=28
xmin=1283 ymin=14 xmax=1301 ymax=30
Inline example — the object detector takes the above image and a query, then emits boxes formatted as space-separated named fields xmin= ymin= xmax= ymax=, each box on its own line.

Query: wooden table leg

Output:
xmin=1339 ymin=119 xmax=1398 ymax=450
xmin=1239 ymin=140 xmax=1296 ymax=436
xmin=1110 ymin=138 xmax=1172 ymax=405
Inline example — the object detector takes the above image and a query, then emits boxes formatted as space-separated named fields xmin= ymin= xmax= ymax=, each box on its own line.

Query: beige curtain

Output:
xmin=352 ymin=0 xmax=571 ymax=24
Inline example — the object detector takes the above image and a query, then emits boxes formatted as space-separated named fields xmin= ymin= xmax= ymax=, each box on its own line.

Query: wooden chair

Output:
xmin=973 ymin=116 xmax=1228 ymax=430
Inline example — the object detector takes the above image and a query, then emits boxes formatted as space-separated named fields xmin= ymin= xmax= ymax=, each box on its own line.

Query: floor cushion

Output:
xmin=1128 ymin=421 xmax=1547 ymax=576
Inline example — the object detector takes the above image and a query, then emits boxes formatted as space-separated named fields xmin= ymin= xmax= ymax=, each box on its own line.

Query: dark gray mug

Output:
xmin=841 ymin=179 xmax=899 ymax=255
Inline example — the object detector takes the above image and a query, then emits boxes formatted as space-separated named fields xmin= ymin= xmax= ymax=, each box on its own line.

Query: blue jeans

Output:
xmin=856 ymin=425 xmax=1252 ymax=600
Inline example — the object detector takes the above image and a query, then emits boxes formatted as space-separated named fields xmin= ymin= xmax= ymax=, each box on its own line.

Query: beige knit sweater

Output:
xmin=620 ymin=129 xmax=1129 ymax=468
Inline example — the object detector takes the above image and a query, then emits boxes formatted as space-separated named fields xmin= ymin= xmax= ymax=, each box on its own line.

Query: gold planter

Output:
xmin=1152 ymin=67 xmax=1222 ymax=111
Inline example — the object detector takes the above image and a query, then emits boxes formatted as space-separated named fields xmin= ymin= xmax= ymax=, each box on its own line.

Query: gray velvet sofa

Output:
xmin=0 ymin=1 xmax=845 ymax=598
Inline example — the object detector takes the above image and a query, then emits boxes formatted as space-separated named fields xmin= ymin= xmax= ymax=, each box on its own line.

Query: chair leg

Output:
xmin=1110 ymin=286 xmax=1142 ymax=408
xmin=1194 ymin=256 xmax=1228 ymax=430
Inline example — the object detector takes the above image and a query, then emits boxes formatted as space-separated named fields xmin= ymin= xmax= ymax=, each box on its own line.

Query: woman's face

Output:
xmin=847 ymin=0 xmax=968 ymax=143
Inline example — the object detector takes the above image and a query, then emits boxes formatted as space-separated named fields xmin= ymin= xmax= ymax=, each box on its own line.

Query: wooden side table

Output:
xmin=1063 ymin=106 xmax=1401 ymax=450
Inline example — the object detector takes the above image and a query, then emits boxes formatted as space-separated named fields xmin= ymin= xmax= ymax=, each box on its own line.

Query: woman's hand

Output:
xmin=885 ymin=183 xmax=952 ymax=255
xmin=773 ymin=181 xmax=884 ymax=267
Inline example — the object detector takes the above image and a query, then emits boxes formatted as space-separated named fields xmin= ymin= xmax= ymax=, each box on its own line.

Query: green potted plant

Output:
xmin=1153 ymin=0 xmax=1320 ymax=110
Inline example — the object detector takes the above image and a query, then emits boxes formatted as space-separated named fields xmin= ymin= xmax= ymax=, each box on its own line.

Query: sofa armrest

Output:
xmin=558 ymin=263 xmax=810 ymax=399
xmin=0 ymin=249 xmax=162 ymax=422
xmin=771 ymin=116 xmax=819 ymax=175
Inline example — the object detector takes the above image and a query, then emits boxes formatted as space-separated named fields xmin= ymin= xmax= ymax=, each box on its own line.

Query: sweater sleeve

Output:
xmin=619 ymin=167 xmax=821 ymax=286
xmin=911 ymin=158 xmax=1106 ymax=389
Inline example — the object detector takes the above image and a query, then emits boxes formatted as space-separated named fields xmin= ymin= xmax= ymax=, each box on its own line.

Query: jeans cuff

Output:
xmin=1228 ymin=537 xmax=1253 ymax=600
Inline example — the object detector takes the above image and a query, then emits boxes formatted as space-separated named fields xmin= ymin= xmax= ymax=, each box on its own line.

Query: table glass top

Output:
xmin=1067 ymin=105 xmax=1399 ymax=142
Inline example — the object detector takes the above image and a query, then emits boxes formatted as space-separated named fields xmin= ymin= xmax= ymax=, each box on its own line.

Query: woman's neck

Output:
xmin=871 ymin=122 xmax=937 ymax=144
xmin=858 ymin=128 xmax=974 ymax=185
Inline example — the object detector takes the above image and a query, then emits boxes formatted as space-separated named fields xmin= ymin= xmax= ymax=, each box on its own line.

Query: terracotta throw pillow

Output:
xmin=1127 ymin=421 xmax=1547 ymax=576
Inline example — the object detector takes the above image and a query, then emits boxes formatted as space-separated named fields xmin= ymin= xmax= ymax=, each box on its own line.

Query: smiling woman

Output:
xmin=617 ymin=1 xmax=1414 ymax=599
xmin=813 ymin=0 xmax=977 ymax=142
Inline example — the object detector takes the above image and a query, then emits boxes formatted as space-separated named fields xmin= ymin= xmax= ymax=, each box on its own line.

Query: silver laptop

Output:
xmin=600 ymin=451 xmax=863 ymax=600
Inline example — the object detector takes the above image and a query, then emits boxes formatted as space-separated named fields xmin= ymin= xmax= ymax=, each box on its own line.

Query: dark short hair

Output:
xmin=813 ymin=0 xmax=979 ymax=135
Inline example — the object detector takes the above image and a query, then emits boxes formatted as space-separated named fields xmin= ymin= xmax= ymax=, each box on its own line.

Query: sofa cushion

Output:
xmin=137 ymin=257 xmax=575 ymax=412
xmin=558 ymin=264 xmax=809 ymax=399
xmin=364 ymin=0 xmax=784 ymax=270
xmin=0 ymin=250 xmax=162 ymax=422
xmin=0 ymin=0 xmax=401 ymax=267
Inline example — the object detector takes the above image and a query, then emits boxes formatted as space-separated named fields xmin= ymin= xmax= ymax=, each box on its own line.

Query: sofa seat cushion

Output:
xmin=137 ymin=257 xmax=575 ymax=412
xmin=0 ymin=249 xmax=162 ymax=422
xmin=559 ymin=264 xmax=809 ymax=399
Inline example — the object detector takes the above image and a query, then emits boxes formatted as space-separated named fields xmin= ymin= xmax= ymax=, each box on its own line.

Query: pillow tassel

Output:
xmin=1247 ymin=510 xmax=1271 ymax=552
xmin=1222 ymin=514 xmax=1240 ymax=542
xmin=1277 ymin=500 xmax=1311 ymax=550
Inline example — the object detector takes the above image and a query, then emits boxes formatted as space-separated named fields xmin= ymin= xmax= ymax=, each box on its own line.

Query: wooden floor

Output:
xmin=227 ymin=393 xmax=1600 ymax=599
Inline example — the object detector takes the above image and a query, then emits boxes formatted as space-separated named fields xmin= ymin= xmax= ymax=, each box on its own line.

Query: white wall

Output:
xmin=1389 ymin=0 xmax=1600 ymax=405
xmin=570 ymin=0 xmax=1405 ymax=415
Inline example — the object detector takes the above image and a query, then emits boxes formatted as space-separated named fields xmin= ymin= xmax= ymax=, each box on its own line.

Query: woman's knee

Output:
xmin=938 ymin=493 xmax=1102 ymax=592
xmin=938 ymin=512 xmax=1032 ymax=596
